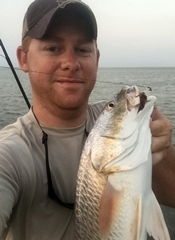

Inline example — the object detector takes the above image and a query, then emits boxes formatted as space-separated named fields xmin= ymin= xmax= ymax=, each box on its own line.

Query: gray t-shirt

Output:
xmin=0 ymin=101 xmax=106 ymax=240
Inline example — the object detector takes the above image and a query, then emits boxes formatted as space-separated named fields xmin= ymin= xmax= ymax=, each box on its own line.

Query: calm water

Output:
xmin=0 ymin=66 xmax=175 ymax=238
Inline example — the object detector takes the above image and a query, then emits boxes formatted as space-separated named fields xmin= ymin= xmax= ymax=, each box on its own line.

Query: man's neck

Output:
xmin=32 ymin=104 xmax=87 ymax=128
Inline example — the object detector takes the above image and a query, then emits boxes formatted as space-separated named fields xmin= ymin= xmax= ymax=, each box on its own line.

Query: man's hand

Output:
xmin=150 ymin=106 xmax=173 ymax=165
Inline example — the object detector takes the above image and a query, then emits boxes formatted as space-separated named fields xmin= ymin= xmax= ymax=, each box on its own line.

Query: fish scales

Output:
xmin=75 ymin=86 xmax=170 ymax=240
xmin=76 ymin=150 xmax=106 ymax=239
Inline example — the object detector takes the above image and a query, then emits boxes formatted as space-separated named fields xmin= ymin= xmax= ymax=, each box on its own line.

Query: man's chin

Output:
xmin=57 ymin=100 xmax=87 ymax=111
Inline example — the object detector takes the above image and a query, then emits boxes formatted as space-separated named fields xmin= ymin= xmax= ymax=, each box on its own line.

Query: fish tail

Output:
xmin=146 ymin=191 xmax=170 ymax=240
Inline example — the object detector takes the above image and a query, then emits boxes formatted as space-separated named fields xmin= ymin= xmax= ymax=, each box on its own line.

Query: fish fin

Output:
xmin=99 ymin=179 xmax=122 ymax=238
xmin=146 ymin=192 xmax=170 ymax=240
xmin=131 ymin=196 xmax=142 ymax=240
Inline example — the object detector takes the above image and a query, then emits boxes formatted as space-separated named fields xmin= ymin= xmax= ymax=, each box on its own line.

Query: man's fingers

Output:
xmin=151 ymin=135 xmax=172 ymax=153
xmin=152 ymin=150 xmax=169 ymax=166
xmin=150 ymin=107 xmax=173 ymax=137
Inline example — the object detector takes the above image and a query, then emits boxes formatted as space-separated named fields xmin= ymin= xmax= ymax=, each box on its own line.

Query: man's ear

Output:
xmin=16 ymin=46 xmax=29 ymax=72
xmin=96 ymin=49 xmax=100 ymax=67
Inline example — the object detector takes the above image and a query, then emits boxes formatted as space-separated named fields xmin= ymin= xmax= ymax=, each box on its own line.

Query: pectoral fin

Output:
xmin=99 ymin=179 xmax=122 ymax=238
xmin=131 ymin=196 xmax=142 ymax=240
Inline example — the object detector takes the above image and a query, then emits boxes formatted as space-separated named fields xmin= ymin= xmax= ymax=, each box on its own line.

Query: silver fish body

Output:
xmin=75 ymin=86 xmax=170 ymax=240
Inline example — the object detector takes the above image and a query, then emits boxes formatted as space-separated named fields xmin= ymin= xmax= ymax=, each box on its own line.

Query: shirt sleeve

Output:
xmin=87 ymin=101 xmax=107 ymax=132
xmin=0 ymin=139 xmax=20 ymax=237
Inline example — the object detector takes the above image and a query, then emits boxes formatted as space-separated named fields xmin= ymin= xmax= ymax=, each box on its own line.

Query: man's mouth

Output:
xmin=55 ymin=76 xmax=84 ymax=84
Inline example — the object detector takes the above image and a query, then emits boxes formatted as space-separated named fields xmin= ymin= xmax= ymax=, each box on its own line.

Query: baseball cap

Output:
xmin=22 ymin=0 xmax=97 ymax=40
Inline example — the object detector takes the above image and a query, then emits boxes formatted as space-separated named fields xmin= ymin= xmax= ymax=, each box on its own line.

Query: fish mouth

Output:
xmin=125 ymin=86 xmax=148 ymax=112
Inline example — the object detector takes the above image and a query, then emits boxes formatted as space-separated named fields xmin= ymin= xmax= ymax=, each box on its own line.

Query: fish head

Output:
xmin=100 ymin=85 xmax=153 ymax=138
xmin=90 ymin=85 xmax=156 ymax=173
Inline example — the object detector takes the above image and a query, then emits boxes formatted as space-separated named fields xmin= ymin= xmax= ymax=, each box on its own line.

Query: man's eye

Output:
xmin=48 ymin=47 xmax=58 ymax=52
xmin=79 ymin=48 xmax=87 ymax=53
xmin=46 ymin=46 xmax=63 ymax=55
xmin=76 ymin=47 xmax=91 ymax=55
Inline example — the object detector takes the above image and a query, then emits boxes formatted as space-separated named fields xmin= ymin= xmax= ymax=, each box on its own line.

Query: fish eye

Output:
xmin=107 ymin=101 xmax=115 ymax=110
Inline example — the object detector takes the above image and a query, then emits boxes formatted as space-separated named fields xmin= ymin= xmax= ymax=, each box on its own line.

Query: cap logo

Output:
xmin=55 ymin=0 xmax=81 ymax=7
xmin=56 ymin=0 xmax=66 ymax=3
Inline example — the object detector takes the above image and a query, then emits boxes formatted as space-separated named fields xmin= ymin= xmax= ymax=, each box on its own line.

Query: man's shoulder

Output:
xmin=86 ymin=101 xmax=107 ymax=131
xmin=0 ymin=109 xmax=37 ymax=146
xmin=0 ymin=110 xmax=39 ymax=169
xmin=88 ymin=101 xmax=107 ymax=118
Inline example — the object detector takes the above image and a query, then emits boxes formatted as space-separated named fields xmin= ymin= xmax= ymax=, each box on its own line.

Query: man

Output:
xmin=0 ymin=0 xmax=174 ymax=239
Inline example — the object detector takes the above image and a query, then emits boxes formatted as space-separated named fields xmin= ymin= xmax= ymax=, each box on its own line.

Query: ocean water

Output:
xmin=0 ymin=66 xmax=175 ymax=238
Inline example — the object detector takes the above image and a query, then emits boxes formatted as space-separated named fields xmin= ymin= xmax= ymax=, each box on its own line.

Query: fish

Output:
xmin=75 ymin=86 xmax=170 ymax=240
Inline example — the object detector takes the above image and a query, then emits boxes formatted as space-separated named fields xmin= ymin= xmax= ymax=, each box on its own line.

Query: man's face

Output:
xmin=22 ymin=12 xmax=99 ymax=113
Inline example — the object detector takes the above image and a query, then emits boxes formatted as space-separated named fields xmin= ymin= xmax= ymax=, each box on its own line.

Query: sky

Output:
xmin=0 ymin=0 xmax=175 ymax=68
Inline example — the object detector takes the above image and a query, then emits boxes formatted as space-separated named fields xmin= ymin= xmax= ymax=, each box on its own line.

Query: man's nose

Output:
xmin=60 ymin=50 xmax=80 ymax=71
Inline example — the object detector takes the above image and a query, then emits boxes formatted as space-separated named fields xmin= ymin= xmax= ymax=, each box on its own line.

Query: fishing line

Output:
xmin=0 ymin=39 xmax=31 ymax=109
xmin=28 ymin=69 xmax=125 ymax=86
xmin=0 ymin=54 xmax=6 ymax=59
xmin=0 ymin=40 xmax=153 ymax=100
xmin=27 ymin=71 xmax=154 ymax=93
xmin=28 ymin=69 xmax=103 ymax=82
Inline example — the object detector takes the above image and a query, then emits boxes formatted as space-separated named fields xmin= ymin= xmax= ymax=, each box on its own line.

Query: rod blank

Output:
xmin=0 ymin=39 xmax=31 ymax=109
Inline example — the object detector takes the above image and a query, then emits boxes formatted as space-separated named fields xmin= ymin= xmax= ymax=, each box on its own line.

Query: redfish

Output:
xmin=75 ymin=86 xmax=170 ymax=240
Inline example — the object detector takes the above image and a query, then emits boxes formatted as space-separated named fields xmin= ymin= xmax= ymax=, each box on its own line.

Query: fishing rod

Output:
xmin=0 ymin=39 xmax=31 ymax=109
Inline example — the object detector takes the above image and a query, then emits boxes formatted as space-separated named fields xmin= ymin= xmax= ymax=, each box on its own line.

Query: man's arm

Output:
xmin=0 ymin=141 xmax=20 ymax=237
xmin=152 ymin=144 xmax=175 ymax=207
xmin=150 ymin=107 xmax=175 ymax=207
